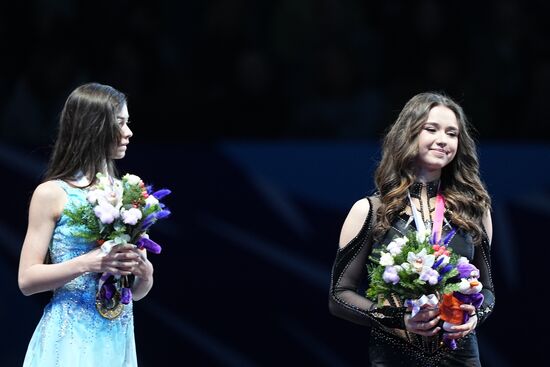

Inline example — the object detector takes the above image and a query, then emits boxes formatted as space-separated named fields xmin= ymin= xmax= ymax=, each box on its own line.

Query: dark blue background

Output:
xmin=1 ymin=1 xmax=550 ymax=366
xmin=2 ymin=142 xmax=549 ymax=366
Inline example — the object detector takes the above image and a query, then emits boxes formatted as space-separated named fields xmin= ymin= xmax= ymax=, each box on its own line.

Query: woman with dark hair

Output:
xmin=329 ymin=92 xmax=495 ymax=366
xmin=19 ymin=83 xmax=153 ymax=366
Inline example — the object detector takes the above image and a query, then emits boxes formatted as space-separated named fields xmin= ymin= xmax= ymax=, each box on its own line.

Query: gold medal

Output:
xmin=95 ymin=290 xmax=124 ymax=319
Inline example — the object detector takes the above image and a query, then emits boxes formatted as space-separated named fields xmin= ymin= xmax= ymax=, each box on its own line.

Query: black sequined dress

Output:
xmin=329 ymin=182 xmax=495 ymax=367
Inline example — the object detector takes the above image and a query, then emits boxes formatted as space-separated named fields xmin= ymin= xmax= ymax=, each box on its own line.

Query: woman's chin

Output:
xmin=112 ymin=149 xmax=127 ymax=159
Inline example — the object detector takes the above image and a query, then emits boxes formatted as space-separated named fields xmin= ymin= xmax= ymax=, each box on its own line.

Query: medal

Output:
xmin=96 ymin=290 xmax=124 ymax=319
xmin=95 ymin=272 xmax=124 ymax=319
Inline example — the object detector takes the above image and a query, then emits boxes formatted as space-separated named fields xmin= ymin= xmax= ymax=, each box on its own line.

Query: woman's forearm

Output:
xmin=131 ymin=275 xmax=154 ymax=301
xmin=18 ymin=257 xmax=88 ymax=296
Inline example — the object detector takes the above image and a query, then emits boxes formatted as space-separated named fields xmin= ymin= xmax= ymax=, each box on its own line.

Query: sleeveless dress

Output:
xmin=329 ymin=183 xmax=495 ymax=367
xmin=23 ymin=180 xmax=137 ymax=367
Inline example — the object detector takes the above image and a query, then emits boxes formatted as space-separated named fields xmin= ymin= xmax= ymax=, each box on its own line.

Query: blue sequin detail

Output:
xmin=23 ymin=180 xmax=137 ymax=367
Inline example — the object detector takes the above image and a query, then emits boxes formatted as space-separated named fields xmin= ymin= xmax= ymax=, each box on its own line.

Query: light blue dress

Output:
xmin=23 ymin=180 xmax=137 ymax=367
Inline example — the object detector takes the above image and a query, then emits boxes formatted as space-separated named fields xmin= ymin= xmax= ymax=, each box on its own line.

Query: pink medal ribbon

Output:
xmin=432 ymin=193 xmax=445 ymax=245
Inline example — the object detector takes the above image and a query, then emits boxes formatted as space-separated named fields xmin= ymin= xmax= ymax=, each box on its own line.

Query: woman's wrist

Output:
xmin=73 ymin=253 xmax=91 ymax=275
xmin=136 ymin=259 xmax=154 ymax=282
xmin=369 ymin=305 xmax=408 ymax=329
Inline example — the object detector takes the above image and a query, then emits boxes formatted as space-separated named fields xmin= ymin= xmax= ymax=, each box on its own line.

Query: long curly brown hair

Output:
xmin=373 ymin=92 xmax=491 ymax=245
xmin=44 ymin=83 xmax=127 ymax=185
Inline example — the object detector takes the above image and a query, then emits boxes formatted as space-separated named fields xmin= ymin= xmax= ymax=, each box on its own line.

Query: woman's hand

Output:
xmin=129 ymin=248 xmax=154 ymax=280
xmin=443 ymin=304 xmax=478 ymax=340
xmin=128 ymin=247 xmax=154 ymax=301
xmin=404 ymin=307 xmax=441 ymax=336
xmin=82 ymin=243 xmax=140 ymax=275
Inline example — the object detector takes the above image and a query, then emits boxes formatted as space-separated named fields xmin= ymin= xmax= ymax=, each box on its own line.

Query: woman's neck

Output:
xmin=409 ymin=180 xmax=439 ymax=199
xmin=415 ymin=168 xmax=441 ymax=183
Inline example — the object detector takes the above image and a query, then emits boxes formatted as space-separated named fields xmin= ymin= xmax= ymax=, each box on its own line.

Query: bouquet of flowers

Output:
xmin=366 ymin=228 xmax=483 ymax=349
xmin=64 ymin=173 xmax=171 ymax=319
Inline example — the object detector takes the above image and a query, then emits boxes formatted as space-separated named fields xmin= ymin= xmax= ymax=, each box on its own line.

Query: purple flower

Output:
xmin=382 ymin=266 xmax=400 ymax=284
xmin=432 ymin=256 xmax=444 ymax=269
xmin=420 ymin=268 xmax=439 ymax=285
xmin=430 ymin=232 xmax=437 ymax=245
xmin=136 ymin=236 xmax=162 ymax=254
xmin=152 ymin=189 xmax=171 ymax=200
xmin=440 ymin=264 xmax=454 ymax=275
xmin=121 ymin=287 xmax=132 ymax=304
xmin=141 ymin=209 xmax=171 ymax=230
xmin=141 ymin=213 xmax=156 ymax=230
xmin=442 ymin=228 xmax=457 ymax=245
xmin=437 ymin=263 xmax=454 ymax=282
xmin=101 ymin=283 xmax=116 ymax=300
xmin=155 ymin=209 xmax=171 ymax=220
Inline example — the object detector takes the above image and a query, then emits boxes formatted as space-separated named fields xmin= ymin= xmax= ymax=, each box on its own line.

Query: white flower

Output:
xmin=96 ymin=173 xmax=111 ymax=189
xmin=145 ymin=195 xmax=159 ymax=207
xmin=104 ymin=188 xmax=121 ymax=207
xmin=86 ymin=189 xmax=103 ymax=204
xmin=93 ymin=201 xmax=119 ymax=224
xmin=379 ymin=252 xmax=395 ymax=266
xmin=123 ymin=174 xmax=142 ymax=186
xmin=394 ymin=236 xmax=409 ymax=246
xmin=121 ymin=207 xmax=143 ymax=225
xmin=406 ymin=248 xmax=435 ymax=273
xmin=419 ymin=267 xmax=439 ymax=285
xmin=416 ymin=228 xmax=431 ymax=242
xmin=386 ymin=240 xmax=405 ymax=256
xmin=90 ymin=174 xmax=123 ymax=208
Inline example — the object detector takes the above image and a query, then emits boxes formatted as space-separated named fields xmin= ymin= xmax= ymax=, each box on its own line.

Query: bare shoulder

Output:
xmin=33 ymin=181 xmax=65 ymax=202
xmin=339 ymin=198 xmax=371 ymax=248
xmin=30 ymin=181 xmax=67 ymax=218
xmin=349 ymin=198 xmax=371 ymax=216
xmin=482 ymin=209 xmax=493 ymax=244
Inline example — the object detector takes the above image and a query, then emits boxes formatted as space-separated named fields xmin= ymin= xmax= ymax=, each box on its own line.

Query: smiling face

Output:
xmin=113 ymin=103 xmax=133 ymax=159
xmin=415 ymin=105 xmax=459 ymax=177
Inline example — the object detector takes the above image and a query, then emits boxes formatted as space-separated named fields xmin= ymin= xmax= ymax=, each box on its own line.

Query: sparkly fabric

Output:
xmin=409 ymin=180 xmax=439 ymax=199
xmin=369 ymin=328 xmax=482 ymax=367
xmin=329 ymin=194 xmax=495 ymax=367
xmin=23 ymin=180 xmax=137 ymax=367
xmin=409 ymin=180 xmax=440 ymax=199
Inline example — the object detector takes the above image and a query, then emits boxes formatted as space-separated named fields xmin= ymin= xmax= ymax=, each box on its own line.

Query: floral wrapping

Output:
xmin=64 ymin=173 xmax=171 ymax=318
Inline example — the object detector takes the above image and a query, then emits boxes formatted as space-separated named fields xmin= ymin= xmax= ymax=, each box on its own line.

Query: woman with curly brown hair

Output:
xmin=329 ymin=92 xmax=494 ymax=366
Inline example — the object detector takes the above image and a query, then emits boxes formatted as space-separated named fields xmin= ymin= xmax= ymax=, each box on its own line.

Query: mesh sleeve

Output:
xmin=328 ymin=197 xmax=407 ymax=329
xmin=473 ymin=236 xmax=495 ymax=324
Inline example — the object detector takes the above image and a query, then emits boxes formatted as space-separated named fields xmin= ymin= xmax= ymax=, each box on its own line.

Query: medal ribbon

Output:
xmin=407 ymin=185 xmax=445 ymax=244
xmin=432 ymin=193 xmax=445 ymax=245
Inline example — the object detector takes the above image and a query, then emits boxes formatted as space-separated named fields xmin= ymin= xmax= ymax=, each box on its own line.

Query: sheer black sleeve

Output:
xmin=473 ymin=235 xmax=495 ymax=324
xmin=328 ymin=197 xmax=407 ymax=329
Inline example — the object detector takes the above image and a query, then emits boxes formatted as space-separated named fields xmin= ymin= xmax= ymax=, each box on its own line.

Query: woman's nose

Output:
xmin=123 ymin=125 xmax=133 ymax=138
xmin=435 ymin=132 xmax=447 ymax=146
